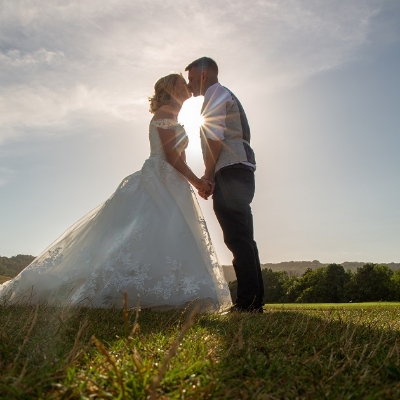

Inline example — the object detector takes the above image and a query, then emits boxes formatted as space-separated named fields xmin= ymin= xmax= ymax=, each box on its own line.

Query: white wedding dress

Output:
xmin=0 ymin=119 xmax=232 ymax=312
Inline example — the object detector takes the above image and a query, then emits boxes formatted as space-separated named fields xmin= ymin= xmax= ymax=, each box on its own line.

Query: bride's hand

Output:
xmin=194 ymin=178 xmax=212 ymax=199
xmin=201 ymin=175 xmax=215 ymax=196
xmin=196 ymin=178 xmax=211 ymax=192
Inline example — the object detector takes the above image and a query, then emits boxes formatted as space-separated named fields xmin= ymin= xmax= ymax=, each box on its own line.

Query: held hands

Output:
xmin=197 ymin=176 xmax=215 ymax=200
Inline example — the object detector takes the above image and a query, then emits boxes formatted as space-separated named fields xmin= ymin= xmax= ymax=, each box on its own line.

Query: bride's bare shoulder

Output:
xmin=153 ymin=105 xmax=176 ymax=121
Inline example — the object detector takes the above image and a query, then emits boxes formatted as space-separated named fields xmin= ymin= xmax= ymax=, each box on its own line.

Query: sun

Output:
xmin=178 ymin=96 xmax=204 ymax=138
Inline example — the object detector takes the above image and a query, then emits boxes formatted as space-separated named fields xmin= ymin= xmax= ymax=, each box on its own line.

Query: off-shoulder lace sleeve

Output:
xmin=151 ymin=119 xmax=177 ymax=130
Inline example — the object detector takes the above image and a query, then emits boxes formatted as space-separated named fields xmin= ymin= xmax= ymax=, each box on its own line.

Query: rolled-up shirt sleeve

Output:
xmin=201 ymin=83 xmax=234 ymax=141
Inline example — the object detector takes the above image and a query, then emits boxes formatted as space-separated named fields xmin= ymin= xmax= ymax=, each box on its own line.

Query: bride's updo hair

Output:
xmin=149 ymin=73 xmax=183 ymax=114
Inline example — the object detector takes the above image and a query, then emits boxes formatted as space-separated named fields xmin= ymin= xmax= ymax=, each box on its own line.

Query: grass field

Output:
xmin=1 ymin=302 xmax=400 ymax=399
xmin=266 ymin=302 xmax=400 ymax=309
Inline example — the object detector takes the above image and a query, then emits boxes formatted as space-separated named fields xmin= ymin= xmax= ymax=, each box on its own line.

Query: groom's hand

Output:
xmin=201 ymin=175 xmax=215 ymax=196
xmin=197 ymin=178 xmax=212 ymax=200
xmin=198 ymin=190 xmax=209 ymax=200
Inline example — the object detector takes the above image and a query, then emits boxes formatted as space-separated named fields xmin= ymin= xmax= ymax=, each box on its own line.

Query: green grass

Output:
xmin=266 ymin=302 xmax=400 ymax=309
xmin=1 ymin=303 xmax=400 ymax=399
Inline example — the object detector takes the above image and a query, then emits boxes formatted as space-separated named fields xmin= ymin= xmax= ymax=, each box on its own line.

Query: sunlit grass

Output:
xmin=1 ymin=303 xmax=400 ymax=399
xmin=266 ymin=302 xmax=400 ymax=309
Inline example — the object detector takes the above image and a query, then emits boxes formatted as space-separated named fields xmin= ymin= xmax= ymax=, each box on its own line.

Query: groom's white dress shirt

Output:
xmin=201 ymin=82 xmax=256 ymax=171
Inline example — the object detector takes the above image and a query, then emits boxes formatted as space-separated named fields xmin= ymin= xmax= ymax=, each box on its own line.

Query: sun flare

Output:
xmin=178 ymin=96 xmax=204 ymax=137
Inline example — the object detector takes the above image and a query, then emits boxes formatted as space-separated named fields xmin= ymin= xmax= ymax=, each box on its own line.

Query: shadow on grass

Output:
xmin=197 ymin=306 xmax=400 ymax=399
xmin=1 ymin=304 xmax=400 ymax=399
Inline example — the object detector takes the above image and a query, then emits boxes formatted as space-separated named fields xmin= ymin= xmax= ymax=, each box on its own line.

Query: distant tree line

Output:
xmin=3 ymin=256 xmax=400 ymax=303
xmin=0 ymin=255 xmax=35 ymax=277
xmin=229 ymin=263 xmax=400 ymax=303
xmin=260 ymin=260 xmax=400 ymax=276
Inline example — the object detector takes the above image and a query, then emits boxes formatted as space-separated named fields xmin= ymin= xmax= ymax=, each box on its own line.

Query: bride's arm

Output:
xmin=154 ymin=106 xmax=210 ymax=192
xmin=181 ymin=150 xmax=186 ymax=163
xmin=157 ymin=126 xmax=209 ymax=192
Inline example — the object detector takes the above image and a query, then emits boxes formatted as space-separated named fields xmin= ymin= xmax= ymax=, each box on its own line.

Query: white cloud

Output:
xmin=204 ymin=0 xmax=382 ymax=90
xmin=0 ymin=0 xmax=389 ymax=143
xmin=0 ymin=48 xmax=64 ymax=67
xmin=0 ymin=83 xmax=148 ymax=143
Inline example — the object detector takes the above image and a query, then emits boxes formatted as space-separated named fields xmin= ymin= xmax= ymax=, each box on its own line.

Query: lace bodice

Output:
xmin=149 ymin=119 xmax=188 ymax=158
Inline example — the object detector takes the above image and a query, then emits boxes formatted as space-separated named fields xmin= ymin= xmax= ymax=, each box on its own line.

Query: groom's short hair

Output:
xmin=185 ymin=57 xmax=218 ymax=75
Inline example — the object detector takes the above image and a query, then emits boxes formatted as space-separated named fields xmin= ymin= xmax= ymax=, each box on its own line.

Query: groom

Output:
xmin=185 ymin=57 xmax=264 ymax=313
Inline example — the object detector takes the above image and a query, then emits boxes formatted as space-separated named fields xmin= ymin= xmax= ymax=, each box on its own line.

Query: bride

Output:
xmin=0 ymin=73 xmax=232 ymax=312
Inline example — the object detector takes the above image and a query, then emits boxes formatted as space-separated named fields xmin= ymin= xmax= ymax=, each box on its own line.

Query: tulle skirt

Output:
xmin=0 ymin=156 xmax=232 ymax=312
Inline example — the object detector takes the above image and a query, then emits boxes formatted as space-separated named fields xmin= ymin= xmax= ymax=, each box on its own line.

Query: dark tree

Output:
xmin=323 ymin=263 xmax=350 ymax=302
xmin=294 ymin=268 xmax=326 ymax=303
xmin=390 ymin=270 xmax=400 ymax=301
xmin=261 ymin=269 xmax=289 ymax=303
xmin=348 ymin=263 xmax=393 ymax=302
xmin=0 ymin=254 xmax=35 ymax=277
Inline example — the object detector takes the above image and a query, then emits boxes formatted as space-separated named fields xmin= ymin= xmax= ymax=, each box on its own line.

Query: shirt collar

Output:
xmin=204 ymin=82 xmax=221 ymax=96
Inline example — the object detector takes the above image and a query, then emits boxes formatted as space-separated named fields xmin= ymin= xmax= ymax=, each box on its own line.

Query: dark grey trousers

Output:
xmin=213 ymin=165 xmax=264 ymax=309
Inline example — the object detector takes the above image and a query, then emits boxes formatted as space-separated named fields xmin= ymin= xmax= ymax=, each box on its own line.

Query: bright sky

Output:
xmin=1 ymin=0 xmax=399 ymax=265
